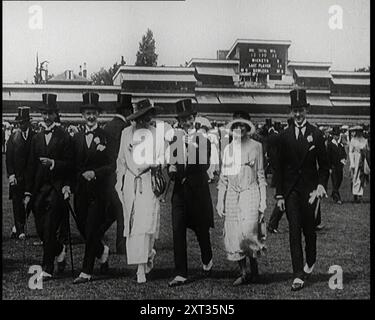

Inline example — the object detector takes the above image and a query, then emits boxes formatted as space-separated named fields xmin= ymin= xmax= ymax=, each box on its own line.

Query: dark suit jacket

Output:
xmin=6 ymin=129 xmax=35 ymax=199
xmin=171 ymin=131 xmax=214 ymax=230
xmin=103 ymin=116 xmax=130 ymax=186
xmin=273 ymin=122 xmax=329 ymax=199
xmin=25 ymin=126 xmax=73 ymax=196
xmin=327 ymin=140 xmax=347 ymax=168
xmin=70 ymin=127 xmax=112 ymax=196
xmin=6 ymin=129 xmax=35 ymax=179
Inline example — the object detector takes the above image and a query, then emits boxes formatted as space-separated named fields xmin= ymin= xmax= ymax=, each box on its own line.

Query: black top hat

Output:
xmin=265 ymin=118 xmax=272 ymax=127
xmin=232 ymin=110 xmax=251 ymax=121
xmin=80 ymin=92 xmax=102 ymax=112
xmin=330 ymin=126 xmax=341 ymax=136
xmin=175 ymin=99 xmax=197 ymax=118
xmin=127 ymin=99 xmax=155 ymax=121
xmin=15 ymin=106 xmax=32 ymax=122
xmin=117 ymin=93 xmax=133 ymax=113
xmin=38 ymin=93 xmax=59 ymax=112
xmin=290 ymin=89 xmax=310 ymax=109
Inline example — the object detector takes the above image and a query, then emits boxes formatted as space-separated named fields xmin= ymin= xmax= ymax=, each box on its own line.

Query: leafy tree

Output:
xmin=354 ymin=66 xmax=370 ymax=72
xmin=135 ymin=29 xmax=158 ymax=66
xmin=91 ymin=57 xmax=126 ymax=85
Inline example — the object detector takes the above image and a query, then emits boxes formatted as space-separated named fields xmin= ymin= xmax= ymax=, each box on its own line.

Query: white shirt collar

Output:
xmin=44 ymin=122 xmax=57 ymax=131
xmin=114 ymin=114 xmax=127 ymax=123
xmin=294 ymin=119 xmax=307 ymax=128
xmin=85 ymin=123 xmax=98 ymax=133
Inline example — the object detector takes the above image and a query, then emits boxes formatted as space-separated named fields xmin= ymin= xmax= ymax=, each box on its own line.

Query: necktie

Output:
xmin=297 ymin=126 xmax=304 ymax=142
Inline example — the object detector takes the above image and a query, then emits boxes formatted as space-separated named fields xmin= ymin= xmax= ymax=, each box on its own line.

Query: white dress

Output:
xmin=218 ymin=138 xmax=267 ymax=261
xmin=116 ymin=124 xmax=164 ymax=265
xmin=349 ymin=136 xmax=369 ymax=196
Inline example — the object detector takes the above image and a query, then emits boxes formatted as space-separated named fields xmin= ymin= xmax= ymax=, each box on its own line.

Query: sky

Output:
xmin=2 ymin=0 xmax=370 ymax=83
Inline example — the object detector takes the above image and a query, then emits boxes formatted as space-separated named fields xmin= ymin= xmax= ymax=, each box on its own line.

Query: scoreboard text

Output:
xmin=241 ymin=47 xmax=285 ymax=76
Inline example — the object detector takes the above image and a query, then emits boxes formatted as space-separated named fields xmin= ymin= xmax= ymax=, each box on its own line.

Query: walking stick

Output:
xmin=64 ymin=198 xmax=77 ymax=277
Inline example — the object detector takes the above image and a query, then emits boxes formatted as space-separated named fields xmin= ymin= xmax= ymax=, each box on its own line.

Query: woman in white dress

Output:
xmin=349 ymin=126 xmax=369 ymax=202
xmin=116 ymin=99 xmax=164 ymax=283
xmin=216 ymin=117 xmax=267 ymax=286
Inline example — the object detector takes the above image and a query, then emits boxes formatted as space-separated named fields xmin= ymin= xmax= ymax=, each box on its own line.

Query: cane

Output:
xmin=314 ymin=198 xmax=321 ymax=220
xmin=64 ymin=198 xmax=76 ymax=277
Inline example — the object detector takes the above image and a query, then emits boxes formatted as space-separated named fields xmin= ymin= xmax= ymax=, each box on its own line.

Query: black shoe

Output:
xmin=315 ymin=224 xmax=325 ymax=231
xmin=99 ymin=261 xmax=109 ymax=275
xmin=201 ymin=269 xmax=212 ymax=278
xmin=336 ymin=200 xmax=342 ymax=205
xmin=73 ymin=276 xmax=91 ymax=285
xmin=168 ymin=278 xmax=187 ymax=287
xmin=57 ymin=259 xmax=66 ymax=274
xmin=248 ymin=273 xmax=260 ymax=284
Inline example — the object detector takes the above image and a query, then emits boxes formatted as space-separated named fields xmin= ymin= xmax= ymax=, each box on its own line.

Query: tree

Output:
xmin=135 ymin=29 xmax=158 ymax=66
xmin=91 ymin=57 xmax=126 ymax=85
xmin=354 ymin=66 xmax=370 ymax=72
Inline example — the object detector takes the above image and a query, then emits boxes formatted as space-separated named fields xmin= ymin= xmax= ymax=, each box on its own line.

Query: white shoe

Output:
xmin=145 ymin=249 xmax=156 ymax=274
xmin=56 ymin=245 xmax=66 ymax=263
xmin=99 ymin=245 xmax=109 ymax=264
xmin=303 ymin=263 xmax=315 ymax=275
xmin=137 ymin=272 xmax=146 ymax=284
xmin=203 ymin=259 xmax=213 ymax=271
xmin=18 ymin=233 xmax=26 ymax=240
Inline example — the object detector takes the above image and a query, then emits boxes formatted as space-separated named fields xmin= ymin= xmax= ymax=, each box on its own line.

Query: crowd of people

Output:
xmin=4 ymin=88 xmax=370 ymax=291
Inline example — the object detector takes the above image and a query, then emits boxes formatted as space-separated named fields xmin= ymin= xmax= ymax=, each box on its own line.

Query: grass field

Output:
xmin=2 ymin=154 xmax=370 ymax=300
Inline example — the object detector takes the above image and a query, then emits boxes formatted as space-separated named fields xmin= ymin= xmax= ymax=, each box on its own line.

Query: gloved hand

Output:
xmin=216 ymin=188 xmax=225 ymax=217
xmin=9 ymin=174 xmax=17 ymax=186
xmin=259 ymin=184 xmax=267 ymax=213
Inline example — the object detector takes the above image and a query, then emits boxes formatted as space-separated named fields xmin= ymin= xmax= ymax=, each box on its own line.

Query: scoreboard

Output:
xmin=240 ymin=47 xmax=285 ymax=76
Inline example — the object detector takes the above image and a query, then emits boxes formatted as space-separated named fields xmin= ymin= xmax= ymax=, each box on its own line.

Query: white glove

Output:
xmin=216 ymin=188 xmax=225 ymax=217
xmin=62 ymin=186 xmax=71 ymax=200
xmin=9 ymin=174 xmax=17 ymax=186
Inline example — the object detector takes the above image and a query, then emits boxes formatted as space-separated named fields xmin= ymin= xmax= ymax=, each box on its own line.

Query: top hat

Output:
xmin=15 ymin=106 xmax=32 ymax=122
xmin=81 ymin=92 xmax=102 ymax=112
xmin=175 ymin=99 xmax=197 ymax=118
xmin=117 ymin=93 xmax=133 ymax=113
xmin=330 ymin=126 xmax=341 ymax=136
xmin=232 ymin=110 xmax=251 ymax=121
xmin=265 ymin=118 xmax=272 ymax=128
xmin=290 ymin=89 xmax=310 ymax=109
xmin=127 ymin=99 xmax=155 ymax=121
xmin=38 ymin=93 xmax=59 ymax=112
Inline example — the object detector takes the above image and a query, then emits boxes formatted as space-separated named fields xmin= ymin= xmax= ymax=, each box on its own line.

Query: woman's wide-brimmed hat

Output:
xmin=127 ymin=99 xmax=155 ymax=121
xmin=349 ymin=125 xmax=363 ymax=131
xmin=227 ymin=118 xmax=256 ymax=135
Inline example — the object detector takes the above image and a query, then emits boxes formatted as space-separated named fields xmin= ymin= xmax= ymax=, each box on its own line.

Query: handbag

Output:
xmin=151 ymin=165 xmax=167 ymax=197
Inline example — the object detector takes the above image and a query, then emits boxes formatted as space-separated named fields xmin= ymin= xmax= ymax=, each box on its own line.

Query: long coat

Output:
xmin=171 ymin=130 xmax=214 ymax=230
xmin=273 ymin=122 xmax=329 ymax=199
xmin=70 ymin=127 xmax=112 ymax=234
xmin=25 ymin=126 xmax=73 ymax=197
xmin=6 ymin=128 xmax=35 ymax=199
xmin=103 ymin=116 xmax=130 ymax=186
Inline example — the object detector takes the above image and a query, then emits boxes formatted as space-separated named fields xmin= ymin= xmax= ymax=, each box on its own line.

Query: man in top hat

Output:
xmin=67 ymin=92 xmax=112 ymax=284
xmin=273 ymin=89 xmax=329 ymax=291
xmin=6 ymin=107 xmax=35 ymax=239
xmin=101 ymin=93 xmax=133 ymax=254
xmin=327 ymin=126 xmax=347 ymax=204
xmin=24 ymin=94 xmax=73 ymax=280
xmin=168 ymin=99 xmax=214 ymax=287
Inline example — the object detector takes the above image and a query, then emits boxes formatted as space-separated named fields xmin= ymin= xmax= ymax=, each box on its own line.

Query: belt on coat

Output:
xmin=127 ymin=166 xmax=151 ymax=235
